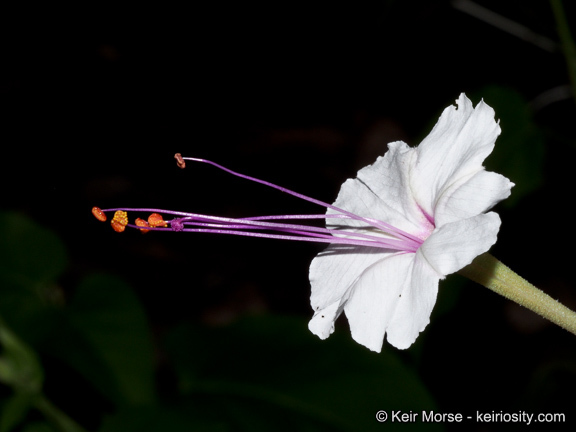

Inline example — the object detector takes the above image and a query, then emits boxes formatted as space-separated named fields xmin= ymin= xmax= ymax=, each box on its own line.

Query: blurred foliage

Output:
xmin=3 ymin=0 xmax=576 ymax=429
xmin=165 ymin=316 xmax=440 ymax=432
xmin=58 ymin=274 xmax=155 ymax=407
xmin=0 ymin=211 xmax=440 ymax=431
xmin=0 ymin=319 xmax=43 ymax=432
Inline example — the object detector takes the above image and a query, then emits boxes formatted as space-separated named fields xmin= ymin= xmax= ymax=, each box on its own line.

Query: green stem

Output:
xmin=34 ymin=394 xmax=89 ymax=432
xmin=458 ymin=253 xmax=576 ymax=335
xmin=550 ymin=0 xmax=576 ymax=104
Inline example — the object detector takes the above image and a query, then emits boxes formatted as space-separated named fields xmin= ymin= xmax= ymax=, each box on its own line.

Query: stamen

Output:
xmin=148 ymin=213 xmax=168 ymax=228
xmin=111 ymin=210 xmax=128 ymax=233
xmin=97 ymin=207 xmax=421 ymax=252
xmin=180 ymin=156 xmax=423 ymax=244
xmin=196 ymin=229 xmax=410 ymax=250
xmin=140 ymin=223 xmax=416 ymax=251
xmin=93 ymin=155 xmax=427 ymax=253
xmin=92 ymin=206 xmax=107 ymax=222
xmin=135 ymin=217 xmax=150 ymax=233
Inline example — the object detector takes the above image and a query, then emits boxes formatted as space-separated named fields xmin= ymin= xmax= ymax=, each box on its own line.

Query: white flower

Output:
xmin=308 ymin=93 xmax=514 ymax=352
xmin=94 ymin=93 xmax=515 ymax=353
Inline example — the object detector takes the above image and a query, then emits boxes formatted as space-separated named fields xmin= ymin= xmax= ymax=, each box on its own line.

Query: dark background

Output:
xmin=1 ymin=1 xmax=576 ymax=431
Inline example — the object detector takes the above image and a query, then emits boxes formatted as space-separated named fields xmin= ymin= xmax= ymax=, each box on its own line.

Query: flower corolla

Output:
xmin=308 ymin=93 xmax=514 ymax=352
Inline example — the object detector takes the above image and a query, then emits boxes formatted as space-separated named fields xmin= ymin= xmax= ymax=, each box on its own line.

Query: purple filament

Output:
xmin=183 ymin=157 xmax=423 ymax=245
xmin=100 ymin=156 xmax=428 ymax=253
xmin=104 ymin=207 xmax=421 ymax=252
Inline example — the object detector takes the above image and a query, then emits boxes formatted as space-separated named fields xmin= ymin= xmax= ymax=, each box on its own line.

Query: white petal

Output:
xmin=420 ymin=212 xmax=501 ymax=276
xmin=328 ymin=141 xmax=433 ymax=239
xmin=343 ymin=253 xmax=414 ymax=352
xmin=307 ymin=93 xmax=510 ymax=353
xmin=386 ymin=252 xmax=440 ymax=349
xmin=434 ymin=170 xmax=514 ymax=226
xmin=412 ymin=94 xmax=501 ymax=217
xmin=308 ymin=301 xmax=339 ymax=340
xmin=308 ymin=245 xmax=393 ymax=340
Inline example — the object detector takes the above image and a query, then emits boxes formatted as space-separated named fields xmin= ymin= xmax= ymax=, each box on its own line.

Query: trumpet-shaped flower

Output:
xmin=93 ymin=93 xmax=513 ymax=352
xmin=309 ymin=93 xmax=513 ymax=351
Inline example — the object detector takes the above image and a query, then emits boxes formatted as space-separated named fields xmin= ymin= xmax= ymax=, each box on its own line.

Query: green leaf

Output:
xmin=0 ymin=212 xmax=67 ymax=344
xmin=56 ymin=274 xmax=156 ymax=406
xmin=165 ymin=315 xmax=442 ymax=432
xmin=0 ymin=393 xmax=34 ymax=432
xmin=0 ymin=318 xmax=44 ymax=432
xmin=0 ymin=211 xmax=67 ymax=288
xmin=0 ymin=318 xmax=43 ymax=394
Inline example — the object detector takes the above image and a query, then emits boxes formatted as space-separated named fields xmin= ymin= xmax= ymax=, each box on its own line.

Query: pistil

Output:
xmin=181 ymin=157 xmax=424 ymax=245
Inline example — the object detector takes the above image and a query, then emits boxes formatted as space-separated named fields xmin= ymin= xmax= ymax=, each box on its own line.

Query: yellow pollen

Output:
xmin=111 ymin=210 xmax=128 ymax=232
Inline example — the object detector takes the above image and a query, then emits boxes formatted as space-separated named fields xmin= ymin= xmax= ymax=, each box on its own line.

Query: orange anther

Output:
xmin=92 ymin=206 xmax=107 ymax=222
xmin=135 ymin=217 xmax=150 ymax=233
xmin=174 ymin=153 xmax=186 ymax=169
xmin=148 ymin=213 xmax=167 ymax=227
xmin=111 ymin=210 xmax=128 ymax=233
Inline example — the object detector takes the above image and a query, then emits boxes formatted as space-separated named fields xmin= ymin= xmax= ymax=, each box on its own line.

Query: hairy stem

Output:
xmin=459 ymin=253 xmax=576 ymax=335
